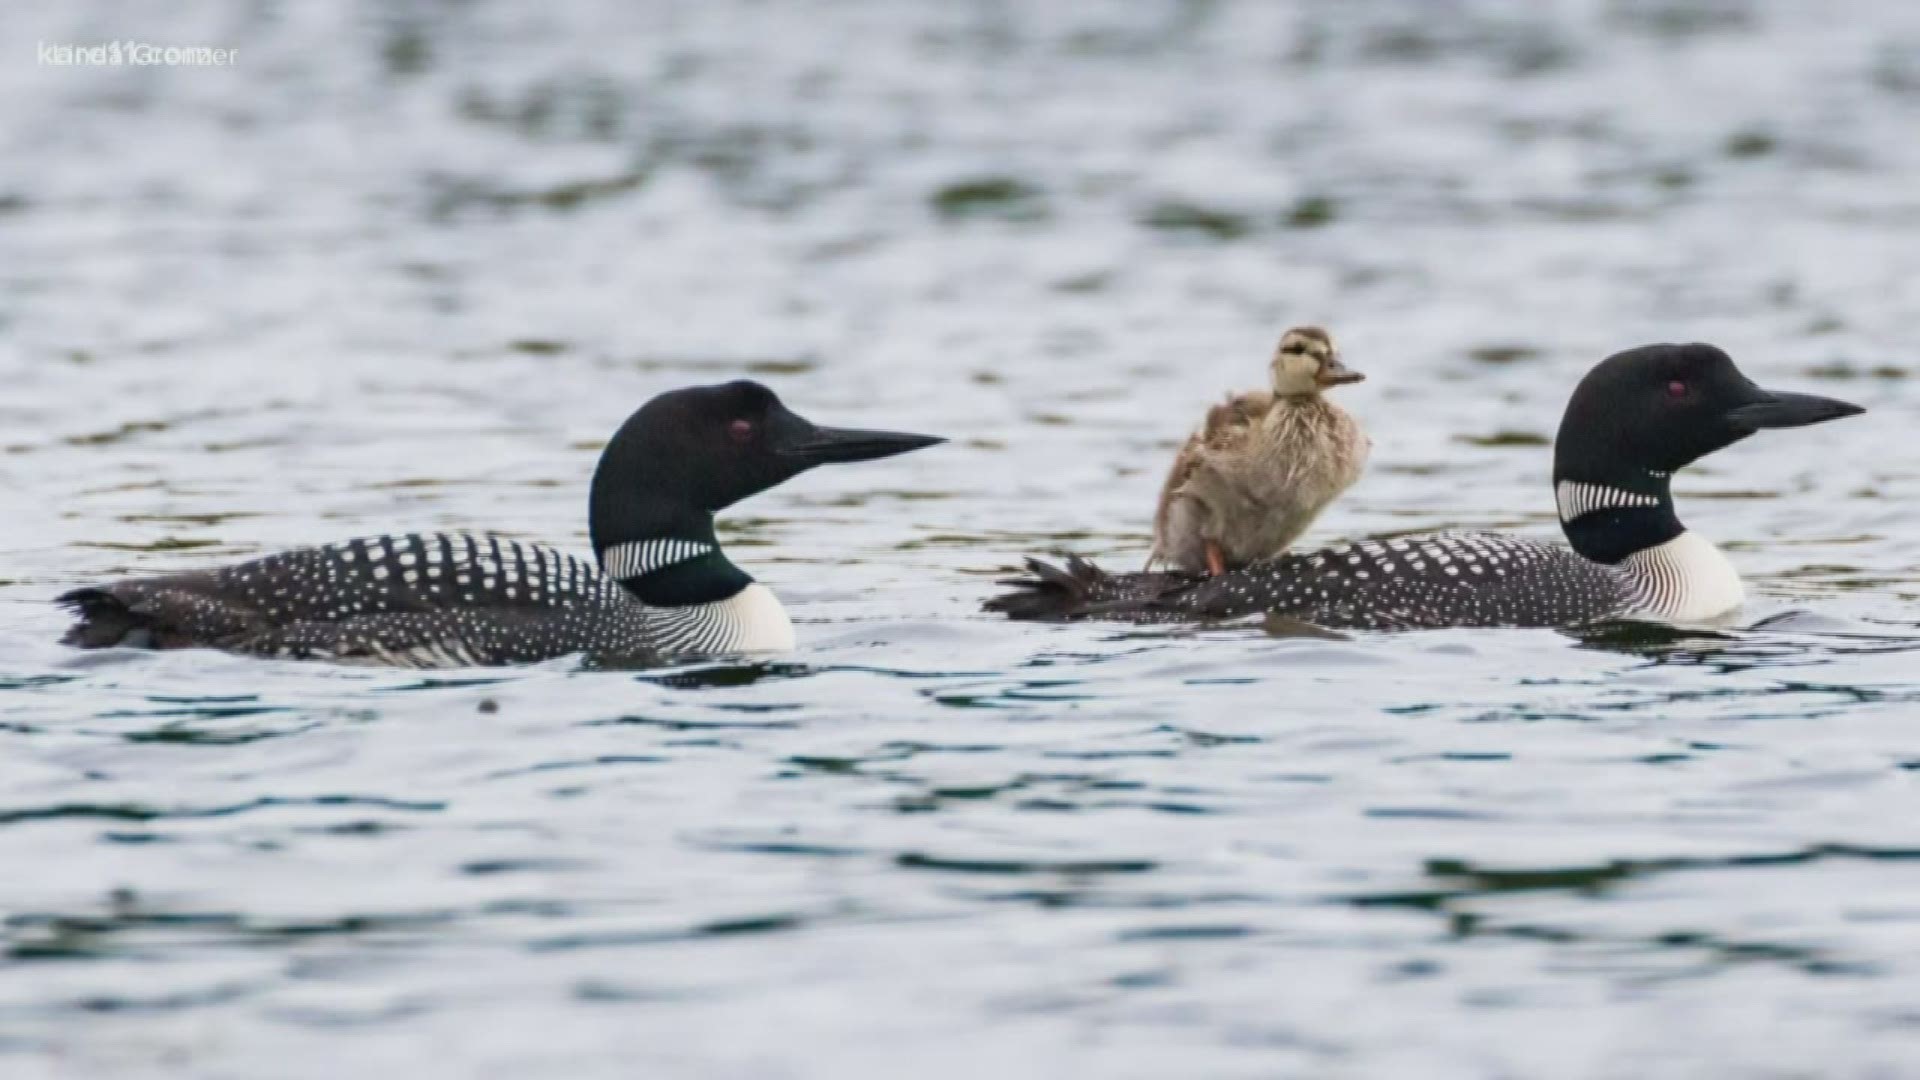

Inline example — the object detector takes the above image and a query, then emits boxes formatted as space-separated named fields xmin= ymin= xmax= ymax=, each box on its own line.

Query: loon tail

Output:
xmin=983 ymin=555 xmax=1196 ymax=622
xmin=57 ymin=586 xmax=165 ymax=649
xmin=57 ymin=574 xmax=259 ymax=650
xmin=982 ymin=556 xmax=1106 ymax=620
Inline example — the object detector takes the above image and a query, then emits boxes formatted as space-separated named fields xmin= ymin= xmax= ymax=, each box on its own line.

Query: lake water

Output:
xmin=3 ymin=1 xmax=1919 ymax=1076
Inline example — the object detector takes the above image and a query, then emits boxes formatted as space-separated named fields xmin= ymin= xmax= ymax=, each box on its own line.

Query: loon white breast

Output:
xmin=987 ymin=343 xmax=1863 ymax=631
xmin=58 ymin=381 xmax=940 ymax=668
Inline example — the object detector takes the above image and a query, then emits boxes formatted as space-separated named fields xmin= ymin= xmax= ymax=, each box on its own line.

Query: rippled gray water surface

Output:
xmin=4 ymin=2 xmax=1920 ymax=1076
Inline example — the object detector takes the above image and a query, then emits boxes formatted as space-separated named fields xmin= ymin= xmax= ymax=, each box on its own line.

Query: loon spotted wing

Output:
xmin=58 ymin=532 xmax=663 ymax=667
xmin=986 ymin=533 xmax=1641 ymax=631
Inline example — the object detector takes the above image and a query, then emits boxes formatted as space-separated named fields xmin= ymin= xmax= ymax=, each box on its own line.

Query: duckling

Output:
xmin=1148 ymin=327 xmax=1369 ymax=576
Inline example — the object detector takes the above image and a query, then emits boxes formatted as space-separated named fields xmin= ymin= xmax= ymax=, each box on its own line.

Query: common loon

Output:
xmin=987 ymin=343 xmax=1862 ymax=631
xmin=59 ymin=381 xmax=942 ymax=667
xmin=1149 ymin=326 xmax=1369 ymax=576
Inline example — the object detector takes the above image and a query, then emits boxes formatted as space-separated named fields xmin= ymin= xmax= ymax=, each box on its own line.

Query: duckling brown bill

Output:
xmin=1147 ymin=327 xmax=1370 ymax=576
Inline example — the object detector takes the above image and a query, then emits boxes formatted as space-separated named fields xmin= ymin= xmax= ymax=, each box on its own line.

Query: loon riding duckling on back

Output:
xmin=59 ymin=381 xmax=942 ymax=667
xmin=988 ymin=343 xmax=1862 ymax=631
xmin=1149 ymin=326 xmax=1369 ymax=576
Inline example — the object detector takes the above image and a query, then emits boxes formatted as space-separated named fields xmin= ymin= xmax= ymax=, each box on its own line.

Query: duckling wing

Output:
xmin=1203 ymin=391 xmax=1275 ymax=442
xmin=1149 ymin=392 xmax=1275 ymax=566
xmin=1163 ymin=392 xmax=1273 ymax=489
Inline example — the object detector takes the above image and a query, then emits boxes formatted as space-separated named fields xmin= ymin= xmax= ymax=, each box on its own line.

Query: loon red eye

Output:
xmin=1667 ymin=380 xmax=1688 ymax=398
xmin=728 ymin=419 xmax=755 ymax=443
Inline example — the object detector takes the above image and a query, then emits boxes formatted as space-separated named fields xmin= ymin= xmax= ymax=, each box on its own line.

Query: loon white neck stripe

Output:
xmin=601 ymin=539 xmax=717 ymax=579
xmin=1555 ymin=481 xmax=1660 ymax=522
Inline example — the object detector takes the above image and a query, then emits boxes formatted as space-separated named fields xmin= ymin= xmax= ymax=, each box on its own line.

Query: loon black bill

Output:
xmin=776 ymin=424 xmax=945 ymax=465
xmin=1725 ymin=389 xmax=1865 ymax=432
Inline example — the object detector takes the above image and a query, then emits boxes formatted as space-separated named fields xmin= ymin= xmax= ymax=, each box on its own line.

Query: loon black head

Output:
xmin=1553 ymin=343 xmax=1863 ymax=564
xmin=589 ymin=380 xmax=942 ymax=604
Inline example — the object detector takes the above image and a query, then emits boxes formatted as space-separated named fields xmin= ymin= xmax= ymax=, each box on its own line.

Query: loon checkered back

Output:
xmin=988 ymin=535 xmax=1640 ymax=631
xmin=987 ymin=344 xmax=1862 ymax=631
xmin=58 ymin=382 xmax=941 ymax=668
xmin=60 ymin=534 xmax=657 ymax=666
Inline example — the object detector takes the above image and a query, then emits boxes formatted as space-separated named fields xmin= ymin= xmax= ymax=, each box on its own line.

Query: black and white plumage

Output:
xmin=59 ymin=382 xmax=941 ymax=667
xmin=59 ymin=533 xmax=749 ymax=667
xmin=987 ymin=343 xmax=1863 ymax=631
xmin=991 ymin=534 xmax=1637 ymax=631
